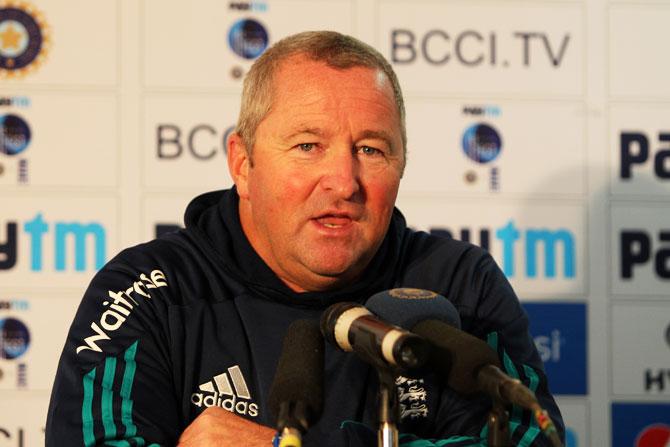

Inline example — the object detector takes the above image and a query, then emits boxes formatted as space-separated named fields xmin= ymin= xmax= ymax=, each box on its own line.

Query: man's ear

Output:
xmin=227 ymin=132 xmax=250 ymax=199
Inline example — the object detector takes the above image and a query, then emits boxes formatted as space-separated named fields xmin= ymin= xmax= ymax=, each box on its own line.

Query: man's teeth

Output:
xmin=323 ymin=223 xmax=342 ymax=228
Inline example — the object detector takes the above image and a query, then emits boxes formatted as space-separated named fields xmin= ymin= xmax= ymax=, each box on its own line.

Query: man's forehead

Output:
xmin=275 ymin=54 xmax=389 ymax=89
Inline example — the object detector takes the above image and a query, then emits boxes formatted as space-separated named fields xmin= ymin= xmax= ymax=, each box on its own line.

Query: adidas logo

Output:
xmin=190 ymin=365 xmax=259 ymax=417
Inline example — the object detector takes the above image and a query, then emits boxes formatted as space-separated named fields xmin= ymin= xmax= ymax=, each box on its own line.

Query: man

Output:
xmin=46 ymin=31 xmax=563 ymax=446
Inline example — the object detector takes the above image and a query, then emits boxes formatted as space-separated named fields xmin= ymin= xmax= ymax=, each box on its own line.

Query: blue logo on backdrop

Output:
xmin=565 ymin=428 xmax=577 ymax=447
xmin=0 ymin=213 xmax=107 ymax=272
xmin=0 ymin=317 xmax=30 ymax=359
xmin=611 ymin=403 xmax=670 ymax=447
xmin=0 ymin=114 xmax=30 ymax=155
xmin=228 ymin=19 xmax=268 ymax=59
xmin=431 ymin=221 xmax=576 ymax=279
xmin=462 ymin=123 xmax=502 ymax=164
xmin=522 ymin=302 xmax=587 ymax=395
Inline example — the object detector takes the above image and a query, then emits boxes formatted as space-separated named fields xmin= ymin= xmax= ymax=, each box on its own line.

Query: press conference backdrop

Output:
xmin=0 ymin=0 xmax=668 ymax=445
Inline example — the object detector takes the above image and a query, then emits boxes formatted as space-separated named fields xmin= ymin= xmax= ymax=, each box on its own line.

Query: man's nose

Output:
xmin=319 ymin=148 xmax=361 ymax=198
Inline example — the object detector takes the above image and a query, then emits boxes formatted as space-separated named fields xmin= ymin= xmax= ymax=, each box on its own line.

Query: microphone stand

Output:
xmin=376 ymin=368 xmax=400 ymax=447
xmin=486 ymin=400 xmax=511 ymax=447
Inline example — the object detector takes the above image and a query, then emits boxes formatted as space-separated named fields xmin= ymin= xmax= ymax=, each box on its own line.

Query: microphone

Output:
xmin=367 ymin=288 xmax=563 ymax=447
xmin=365 ymin=287 xmax=462 ymax=330
xmin=320 ymin=301 xmax=429 ymax=373
xmin=366 ymin=288 xmax=518 ymax=396
xmin=268 ymin=319 xmax=324 ymax=447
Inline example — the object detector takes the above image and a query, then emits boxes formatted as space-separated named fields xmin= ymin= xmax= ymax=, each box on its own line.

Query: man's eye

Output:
xmin=298 ymin=143 xmax=315 ymax=151
xmin=359 ymin=146 xmax=382 ymax=156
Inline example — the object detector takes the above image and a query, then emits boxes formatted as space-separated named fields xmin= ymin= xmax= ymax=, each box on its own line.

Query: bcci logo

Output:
xmin=227 ymin=18 xmax=268 ymax=60
xmin=0 ymin=317 xmax=30 ymax=360
xmin=0 ymin=1 xmax=50 ymax=78
xmin=0 ymin=113 xmax=30 ymax=155
xmin=389 ymin=288 xmax=437 ymax=300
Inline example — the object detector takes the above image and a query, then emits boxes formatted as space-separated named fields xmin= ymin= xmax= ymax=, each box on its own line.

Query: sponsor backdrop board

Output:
xmin=143 ymin=94 xmax=238 ymax=190
xmin=611 ymin=403 xmax=670 ymax=447
xmin=142 ymin=0 xmax=354 ymax=89
xmin=0 ymin=294 xmax=79 ymax=391
xmin=609 ymin=103 xmax=670 ymax=199
xmin=0 ymin=93 xmax=119 ymax=189
xmin=0 ymin=196 xmax=118 ymax=289
xmin=555 ymin=399 xmax=589 ymax=447
xmin=611 ymin=303 xmax=670 ymax=397
xmin=377 ymin=1 xmax=583 ymax=97
xmin=403 ymin=99 xmax=586 ymax=196
xmin=523 ymin=302 xmax=588 ymax=396
xmin=0 ymin=391 xmax=49 ymax=446
xmin=395 ymin=196 xmax=585 ymax=298
xmin=0 ymin=0 xmax=669 ymax=445
xmin=0 ymin=0 xmax=119 ymax=86
xmin=610 ymin=204 xmax=670 ymax=298
xmin=609 ymin=5 xmax=670 ymax=99
xmin=141 ymin=193 xmax=197 ymax=241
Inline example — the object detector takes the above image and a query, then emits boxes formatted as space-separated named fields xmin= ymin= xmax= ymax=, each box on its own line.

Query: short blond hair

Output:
xmin=236 ymin=31 xmax=406 ymax=161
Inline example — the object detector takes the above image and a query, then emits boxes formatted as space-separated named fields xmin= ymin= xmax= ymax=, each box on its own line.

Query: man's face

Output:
xmin=230 ymin=55 xmax=404 ymax=292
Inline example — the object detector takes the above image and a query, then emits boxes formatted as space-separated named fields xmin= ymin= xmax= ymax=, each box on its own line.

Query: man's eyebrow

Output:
xmin=357 ymin=130 xmax=397 ymax=151
xmin=283 ymin=127 xmax=326 ymax=140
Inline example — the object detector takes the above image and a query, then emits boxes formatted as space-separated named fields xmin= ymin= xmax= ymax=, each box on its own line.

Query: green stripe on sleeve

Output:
xmin=102 ymin=356 xmax=118 ymax=439
xmin=104 ymin=441 xmax=130 ymax=446
xmin=103 ymin=436 xmax=147 ymax=447
xmin=82 ymin=368 xmax=96 ymax=447
xmin=515 ymin=364 xmax=541 ymax=446
xmin=400 ymin=435 xmax=482 ymax=446
xmin=502 ymin=347 xmax=523 ymax=435
xmin=522 ymin=364 xmax=539 ymax=393
xmin=121 ymin=341 xmax=139 ymax=438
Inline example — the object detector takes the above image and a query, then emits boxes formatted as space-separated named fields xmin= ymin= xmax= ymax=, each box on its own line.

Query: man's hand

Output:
xmin=178 ymin=407 xmax=276 ymax=446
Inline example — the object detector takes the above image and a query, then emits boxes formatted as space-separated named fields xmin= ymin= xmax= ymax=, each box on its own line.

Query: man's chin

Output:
xmin=302 ymin=254 xmax=369 ymax=284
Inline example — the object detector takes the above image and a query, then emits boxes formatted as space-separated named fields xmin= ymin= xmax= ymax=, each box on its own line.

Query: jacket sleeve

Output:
xmin=45 ymin=251 xmax=182 ymax=446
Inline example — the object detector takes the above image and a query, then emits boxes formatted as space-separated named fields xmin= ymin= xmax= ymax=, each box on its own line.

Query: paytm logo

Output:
xmin=522 ymin=302 xmax=587 ymax=395
xmin=0 ymin=213 xmax=106 ymax=272
xmin=620 ymin=132 xmax=670 ymax=181
xmin=611 ymin=403 xmax=670 ymax=447
xmin=431 ymin=219 xmax=576 ymax=279
xmin=620 ymin=229 xmax=670 ymax=280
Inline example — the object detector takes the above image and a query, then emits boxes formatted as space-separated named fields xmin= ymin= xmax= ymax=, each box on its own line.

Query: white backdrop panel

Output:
xmin=143 ymin=0 xmax=354 ymax=89
xmin=609 ymin=103 xmax=670 ymax=198
xmin=610 ymin=204 xmax=670 ymax=297
xmin=143 ymin=94 xmax=238 ymax=189
xmin=611 ymin=303 xmax=670 ymax=396
xmin=0 ymin=293 xmax=78 ymax=391
xmin=2 ymin=0 xmax=119 ymax=86
xmin=0 ymin=93 xmax=118 ymax=189
xmin=609 ymin=4 xmax=670 ymax=99
xmin=377 ymin=1 xmax=583 ymax=97
xmin=402 ymin=99 xmax=586 ymax=196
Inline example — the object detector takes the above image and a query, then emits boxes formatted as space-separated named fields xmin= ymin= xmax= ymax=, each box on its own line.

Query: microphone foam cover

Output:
xmin=268 ymin=319 xmax=324 ymax=425
xmin=366 ymin=288 xmax=461 ymax=331
xmin=412 ymin=319 xmax=501 ymax=394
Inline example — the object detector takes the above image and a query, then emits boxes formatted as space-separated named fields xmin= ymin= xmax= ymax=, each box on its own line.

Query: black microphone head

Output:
xmin=412 ymin=319 xmax=501 ymax=394
xmin=268 ymin=319 xmax=324 ymax=431
xmin=366 ymin=288 xmax=461 ymax=331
